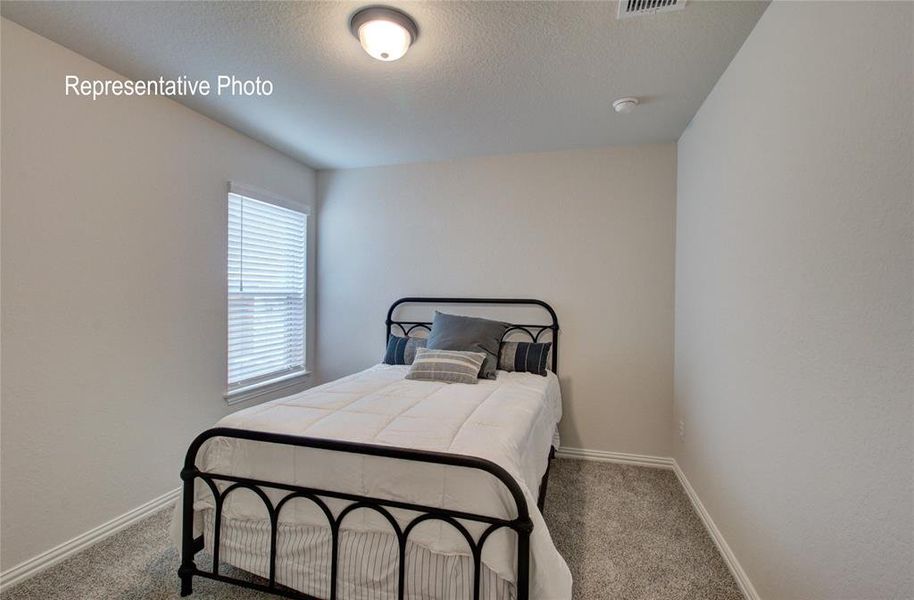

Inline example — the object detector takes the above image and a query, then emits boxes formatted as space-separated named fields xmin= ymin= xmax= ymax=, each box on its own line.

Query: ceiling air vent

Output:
xmin=618 ymin=0 xmax=686 ymax=19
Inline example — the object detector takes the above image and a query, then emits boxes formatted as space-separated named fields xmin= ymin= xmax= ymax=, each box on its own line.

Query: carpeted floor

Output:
xmin=1 ymin=459 xmax=742 ymax=600
xmin=546 ymin=460 xmax=742 ymax=600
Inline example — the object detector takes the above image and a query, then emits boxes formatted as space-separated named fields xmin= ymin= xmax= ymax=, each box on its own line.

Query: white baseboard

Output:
xmin=0 ymin=487 xmax=180 ymax=592
xmin=557 ymin=447 xmax=759 ymax=600
xmin=555 ymin=446 xmax=675 ymax=469
xmin=672 ymin=461 xmax=761 ymax=600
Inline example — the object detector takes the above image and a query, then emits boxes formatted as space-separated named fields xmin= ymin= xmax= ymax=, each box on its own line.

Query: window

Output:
xmin=227 ymin=185 xmax=307 ymax=398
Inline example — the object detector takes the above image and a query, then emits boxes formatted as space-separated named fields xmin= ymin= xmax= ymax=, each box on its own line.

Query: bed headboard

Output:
xmin=385 ymin=297 xmax=560 ymax=374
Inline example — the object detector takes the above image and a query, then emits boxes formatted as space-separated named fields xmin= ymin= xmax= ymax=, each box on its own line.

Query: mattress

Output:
xmin=175 ymin=364 xmax=572 ymax=599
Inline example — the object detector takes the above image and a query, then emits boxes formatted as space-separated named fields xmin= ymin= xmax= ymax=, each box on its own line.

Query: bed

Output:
xmin=176 ymin=298 xmax=572 ymax=600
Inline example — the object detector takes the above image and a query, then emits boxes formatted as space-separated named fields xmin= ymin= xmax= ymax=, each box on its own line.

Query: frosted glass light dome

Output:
xmin=350 ymin=7 xmax=418 ymax=62
xmin=358 ymin=19 xmax=411 ymax=61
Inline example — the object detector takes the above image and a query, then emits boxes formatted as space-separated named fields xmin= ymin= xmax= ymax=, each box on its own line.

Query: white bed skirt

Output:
xmin=202 ymin=509 xmax=515 ymax=600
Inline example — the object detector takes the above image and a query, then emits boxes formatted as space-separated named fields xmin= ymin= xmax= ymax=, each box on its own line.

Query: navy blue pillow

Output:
xmin=383 ymin=335 xmax=427 ymax=365
xmin=497 ymin=341 xmax=551 ymax=376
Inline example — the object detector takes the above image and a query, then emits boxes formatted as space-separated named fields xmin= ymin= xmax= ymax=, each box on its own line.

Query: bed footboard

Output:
xmin=179 ymin=427 xmax=535 ymax=600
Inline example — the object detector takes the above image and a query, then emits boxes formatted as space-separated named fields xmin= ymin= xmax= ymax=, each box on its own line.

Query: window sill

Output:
xmin=225 ymin=371 xmax=312 ymax=405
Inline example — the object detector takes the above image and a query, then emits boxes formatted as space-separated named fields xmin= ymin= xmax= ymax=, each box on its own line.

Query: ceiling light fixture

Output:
xmin=350 ymin=6 xmax=418 ymax=62
xmin=612 ymin=97 xmax=640 ymax=114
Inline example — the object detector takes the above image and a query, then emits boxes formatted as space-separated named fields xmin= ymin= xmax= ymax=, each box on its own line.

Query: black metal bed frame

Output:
xmin=180 ymin=297 xmax=559 ymax=600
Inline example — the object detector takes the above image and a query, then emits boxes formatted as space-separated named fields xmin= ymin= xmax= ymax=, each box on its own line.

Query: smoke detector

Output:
xmin=618 ymin=0 xmax=687 ymax=19
xmin=612 ymin=97 xmax=639 ymax=114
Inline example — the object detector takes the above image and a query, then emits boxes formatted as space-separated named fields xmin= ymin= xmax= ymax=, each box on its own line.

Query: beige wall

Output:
xmin=0 ymin=19 xmax=315 ymax=570
xmin=317 ymin=144 xmax=676 ymax=456
xmin=675 ymin=2 xmax=913 ymax=599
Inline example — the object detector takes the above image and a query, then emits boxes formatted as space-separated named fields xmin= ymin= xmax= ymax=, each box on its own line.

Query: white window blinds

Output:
xmin=227 ymin=191 xmax=307 ymax=391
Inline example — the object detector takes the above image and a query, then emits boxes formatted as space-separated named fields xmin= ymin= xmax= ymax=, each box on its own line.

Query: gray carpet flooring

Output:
xmin=1 ymin=459 xmax=742 ymax=600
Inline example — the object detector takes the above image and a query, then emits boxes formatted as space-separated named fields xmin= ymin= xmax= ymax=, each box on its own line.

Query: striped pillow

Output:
xmin=383 ymin=335 xmax=427 ymax=365
xmin=498 ymin=341 xmax=551 ymax=376
xmin=405 ymin=348 xmax=487 ymax=384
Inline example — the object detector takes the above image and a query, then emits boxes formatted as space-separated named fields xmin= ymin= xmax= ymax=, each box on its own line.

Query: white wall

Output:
xmin=0 ymin=19 xmax=315 ymax=571
xmin=675 ymin=2 xmax=913 ymax=599
xmin=317 ymin=144 xmax=676 ymax=456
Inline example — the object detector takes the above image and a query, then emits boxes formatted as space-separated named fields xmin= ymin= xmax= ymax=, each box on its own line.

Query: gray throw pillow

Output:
xmin=425 ymin=311 xmax=508 ymax=379
xmin=405 ymin=348 xmax=486 ymax=384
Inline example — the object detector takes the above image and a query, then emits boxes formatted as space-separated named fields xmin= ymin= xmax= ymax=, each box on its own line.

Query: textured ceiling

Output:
xmin=1 ymin=1 xmax=768 ymax=169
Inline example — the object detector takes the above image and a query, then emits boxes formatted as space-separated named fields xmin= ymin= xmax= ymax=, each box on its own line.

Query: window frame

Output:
xmin=224 ymin=182 xmax=310 ymax=404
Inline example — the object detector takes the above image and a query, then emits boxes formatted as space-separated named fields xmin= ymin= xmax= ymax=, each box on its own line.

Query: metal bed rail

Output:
xmin=179 ymin=427 xmax=534 ymax=600
xmin=386 ymin=297 xmax=559 ymax=373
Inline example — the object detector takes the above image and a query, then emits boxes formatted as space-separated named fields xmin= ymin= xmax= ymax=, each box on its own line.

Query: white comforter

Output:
xmin=182 ymin=364 xmax=572 ymax=599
